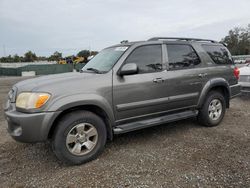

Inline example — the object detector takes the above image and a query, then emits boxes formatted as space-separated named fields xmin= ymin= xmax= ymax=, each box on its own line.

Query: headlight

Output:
xmin=16 ymin=92 xmax=51 ymax=109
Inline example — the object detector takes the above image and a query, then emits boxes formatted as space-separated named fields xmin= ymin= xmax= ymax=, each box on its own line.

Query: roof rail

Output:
xmin=148 ymin=37 xmax=217 ymax=43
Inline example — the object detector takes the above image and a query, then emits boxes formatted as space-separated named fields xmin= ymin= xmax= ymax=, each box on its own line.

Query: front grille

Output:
xmin=239 ymin=75 xmax=250 ymax=82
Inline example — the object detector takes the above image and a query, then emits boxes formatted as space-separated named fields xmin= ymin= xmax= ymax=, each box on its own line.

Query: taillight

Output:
xmin=234 ymin=67 xmax=240 ymax=80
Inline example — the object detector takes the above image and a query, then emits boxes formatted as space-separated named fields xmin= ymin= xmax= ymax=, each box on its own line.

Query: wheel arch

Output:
xmin=198 ymin=78 xmax=230 ymax=108
xmin=47 ymin=103 xmax=114 ymax=141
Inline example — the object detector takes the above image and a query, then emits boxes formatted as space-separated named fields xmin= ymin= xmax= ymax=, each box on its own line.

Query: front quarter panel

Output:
xmin=46 ymin=93 xmax=115 ymax=124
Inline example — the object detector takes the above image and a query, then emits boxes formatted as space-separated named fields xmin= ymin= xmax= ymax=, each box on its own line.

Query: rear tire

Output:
xmin=52 ymin=110 xmax=107 ymax=165
xmin=198 ymin=91 xmax=226 ymax=127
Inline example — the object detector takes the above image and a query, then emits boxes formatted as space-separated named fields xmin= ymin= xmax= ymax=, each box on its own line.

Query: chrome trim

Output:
xmin=116 ymin=92 xmax=199 ymax=111
xmin=116 ymin=105 xmax=197 ymax=123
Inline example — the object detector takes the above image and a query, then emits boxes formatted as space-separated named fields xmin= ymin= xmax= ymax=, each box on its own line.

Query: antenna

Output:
xmin=3 ymin=44 xmax=6 ymax=57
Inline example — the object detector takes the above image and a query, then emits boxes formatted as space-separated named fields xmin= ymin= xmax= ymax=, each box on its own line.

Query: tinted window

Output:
xmin=202 ymin=45 xmax=233 ymax=64
xmin=167 ymin=45 xmax=201 ymax=70
xmin=125 ymin=45 xmax=162 ymax=73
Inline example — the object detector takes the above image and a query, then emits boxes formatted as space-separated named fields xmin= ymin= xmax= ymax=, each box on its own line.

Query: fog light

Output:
xmin=13 ymin=127 xmax=22 ymax=136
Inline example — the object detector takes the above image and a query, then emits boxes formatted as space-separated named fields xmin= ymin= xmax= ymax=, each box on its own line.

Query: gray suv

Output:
xmin=4 ymin=37 xmax=241 ymax=165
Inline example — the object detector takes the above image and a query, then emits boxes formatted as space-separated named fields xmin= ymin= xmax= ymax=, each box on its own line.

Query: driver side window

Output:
xmin=124 ymin=45 xmax=162 ymax=74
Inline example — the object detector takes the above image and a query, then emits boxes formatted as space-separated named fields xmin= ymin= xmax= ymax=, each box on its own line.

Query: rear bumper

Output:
xmin=230 ymin=84 xmax=241 ymax=98
xmin=4 ymin=105 xmax=60 ymax=143
xmin=239 ymin=82 xmax=250 ymax=93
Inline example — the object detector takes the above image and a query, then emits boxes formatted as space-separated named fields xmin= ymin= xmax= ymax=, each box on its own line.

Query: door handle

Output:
xmin=198 ymin=73 xmax=208 ymax=78
xmin=153 ymin=78 xmax=164 ymax=83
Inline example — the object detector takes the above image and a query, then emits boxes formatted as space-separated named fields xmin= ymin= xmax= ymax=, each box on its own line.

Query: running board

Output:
xmin=113 ymin=110 xmax=198 ymax=134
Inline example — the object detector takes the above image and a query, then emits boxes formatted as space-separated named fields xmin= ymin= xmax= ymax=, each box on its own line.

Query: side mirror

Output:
xmin=118 ymin=63 xmax=138 ymax=76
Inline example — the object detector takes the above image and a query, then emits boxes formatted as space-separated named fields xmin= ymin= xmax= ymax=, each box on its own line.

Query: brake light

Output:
xmin=234 ymin=67 xmax=240 ymax=80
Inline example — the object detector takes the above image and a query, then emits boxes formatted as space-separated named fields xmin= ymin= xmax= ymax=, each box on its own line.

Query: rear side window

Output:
xmin=167 ymin=44 xmax=201 ymax=70
xmin=125 ymin=45 xmax=162 ymax=73
xmin=202 ymin=45 xmax=233 ymax=64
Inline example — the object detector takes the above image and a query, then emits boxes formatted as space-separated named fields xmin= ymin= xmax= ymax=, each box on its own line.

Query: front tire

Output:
xmin=198 ymin=91 xmax=226 ymax=127
xmin=52 ymin=110 xmax=107 ymax=165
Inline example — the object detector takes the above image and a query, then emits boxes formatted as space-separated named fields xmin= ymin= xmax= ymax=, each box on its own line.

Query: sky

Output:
xmin=0 ymin=0 xmax=250 ymax=57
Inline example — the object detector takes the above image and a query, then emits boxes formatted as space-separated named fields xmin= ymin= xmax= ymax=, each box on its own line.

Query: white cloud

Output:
xmin=0 ymin=0 xmax=250 ymax=56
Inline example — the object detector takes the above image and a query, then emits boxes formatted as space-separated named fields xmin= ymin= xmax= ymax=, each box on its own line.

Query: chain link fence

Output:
xmin=0 ymin=64 xmax=86 ymax=76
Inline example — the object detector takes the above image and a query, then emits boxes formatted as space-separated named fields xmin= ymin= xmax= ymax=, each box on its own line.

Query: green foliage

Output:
xmin=48 ymin=51 xmax=62 ymax=61
xmin=221 ymin=24 xmax=250 ymax=55
xmin=90 ymin=51 xmax=98 ymax=56
xmin=0 ymin=48 xmax=97 ymax=63
xmin=77 ymin=50 xmax=90 ymax=58
xmin=24 ymin=51 xmax=37 ymax=62
xmin=38 ymin=56 xmax=48 ymax=61
xmin=0 ymin=55 xmax=13 ymax=62
xmin=13 ymin=54 xmax=21 ymax=62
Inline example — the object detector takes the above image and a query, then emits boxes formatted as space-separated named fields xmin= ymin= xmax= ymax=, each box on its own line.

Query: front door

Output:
xmin=113 ymin=44 xmax=169 ymax=122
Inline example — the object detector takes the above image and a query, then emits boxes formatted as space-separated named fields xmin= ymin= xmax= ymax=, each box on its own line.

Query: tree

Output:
xmin=37 ymin=56 xmax=47 ymax=61
xmin=90 ymin=51 xmax=98 ymax=56
xmin=24 ymin=51 xmax=37 ymax=62
xmin=0 ymin=55 xmax=13 ymax=62
xmin=77 ymin=50 xmax=90 ymax=58
xmin=48 ymin=51 xmax=62 ymax=61
xmin=13 ymin=54 xmax=21 ymax=62
xmin=221 ymin=24 xmax=250 ymax=55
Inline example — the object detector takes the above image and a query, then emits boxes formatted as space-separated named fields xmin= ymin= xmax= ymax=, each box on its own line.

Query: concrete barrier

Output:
xmin=0 ymin=64 xmax=75 ymax=76
xmin=21 ymin=71 xmax=36 ymax=77
xmin=0 ymin=61 xmax=57 ymax=68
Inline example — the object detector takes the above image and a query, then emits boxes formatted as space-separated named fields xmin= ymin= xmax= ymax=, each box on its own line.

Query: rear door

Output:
xmin=162 ymin=43 xmax=206 ymax=109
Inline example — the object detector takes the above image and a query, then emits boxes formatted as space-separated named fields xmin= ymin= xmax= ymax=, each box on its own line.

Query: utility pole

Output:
xmin=89 ymin=45 xmax=91 ymax=54
xmin=3 ymin=45 xmax=6 ymax=57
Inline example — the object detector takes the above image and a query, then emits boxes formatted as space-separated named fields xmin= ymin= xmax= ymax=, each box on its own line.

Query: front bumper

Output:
xmin=4 ymin=103 xmax=60 ymax=143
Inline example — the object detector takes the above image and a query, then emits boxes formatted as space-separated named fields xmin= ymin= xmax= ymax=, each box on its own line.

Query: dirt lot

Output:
xmin=0 ymin=77 xmax=249 ymax=188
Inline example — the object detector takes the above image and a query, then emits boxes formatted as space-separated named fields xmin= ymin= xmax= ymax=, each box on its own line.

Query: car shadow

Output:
xmin=240 ymin=93 xmax=250 ymax=100
xmin=0 ymin=117 xmax=201 ymax=169
xmin=110 ymin=117 xmax=200 ymax=147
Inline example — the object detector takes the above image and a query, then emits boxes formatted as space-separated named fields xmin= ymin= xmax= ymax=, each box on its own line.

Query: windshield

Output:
xmin=82 ymin=46 xmax=129 ymax=73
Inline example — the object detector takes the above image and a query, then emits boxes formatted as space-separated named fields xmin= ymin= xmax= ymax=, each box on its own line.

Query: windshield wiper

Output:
xmin=86 ymin=68 xmax=102 ymax=74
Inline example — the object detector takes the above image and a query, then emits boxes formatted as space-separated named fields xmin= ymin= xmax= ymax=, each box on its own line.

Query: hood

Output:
xmin=15 ymin=72 xmax=92 ymax=90
xmin=14 ymin=72 xmax=112 ymax=97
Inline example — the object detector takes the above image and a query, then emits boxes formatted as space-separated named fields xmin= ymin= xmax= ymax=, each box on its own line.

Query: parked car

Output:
xmin=245 ymin=59 xmax=250 ymax=64
xmin=234 ymin=59 xmax=245 ymax=64
xmin=239 ymin=63 xmax=250 ymax=93
xmin=4 ymin=37 xmax=241 ymax=165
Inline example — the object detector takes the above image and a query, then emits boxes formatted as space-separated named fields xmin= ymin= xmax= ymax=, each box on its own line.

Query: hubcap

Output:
xmin=66 ymin=123 xmax=98 ymax=156
xmin=208 ymin=99 xmax=222 ymax=121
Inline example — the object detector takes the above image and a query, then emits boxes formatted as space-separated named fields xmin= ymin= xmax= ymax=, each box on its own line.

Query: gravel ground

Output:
xmin=0 ymin=77 xmax=249 ymax=188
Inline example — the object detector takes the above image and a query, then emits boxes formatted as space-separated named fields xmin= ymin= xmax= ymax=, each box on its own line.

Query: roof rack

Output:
xmin=148 ymin=37 xmax=217 ymax=43
xmin=120 ymin=40 xmax=129 ymax=44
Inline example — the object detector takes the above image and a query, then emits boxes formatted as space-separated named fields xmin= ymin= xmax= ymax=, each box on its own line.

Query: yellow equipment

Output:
xmin=58 ymin=57 xmax=85 ymax=64
xmin=58 ymin=59 xmax=67 ymax=64
xmin=74 ymin=57 xmax=85 ymax=64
